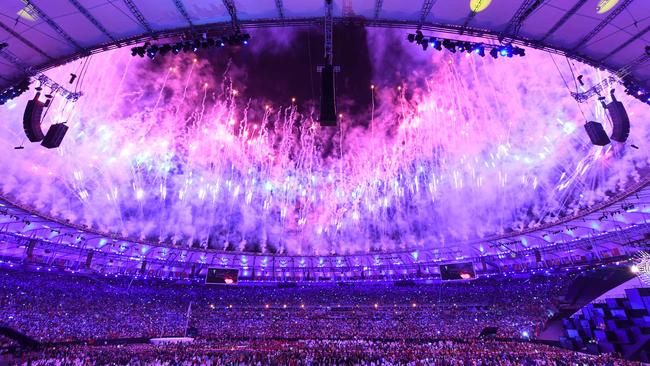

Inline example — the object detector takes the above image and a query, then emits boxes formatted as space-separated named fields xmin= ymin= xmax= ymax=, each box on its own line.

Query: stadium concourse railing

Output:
xmin=0 ymin=232 xmax=643 ymax=282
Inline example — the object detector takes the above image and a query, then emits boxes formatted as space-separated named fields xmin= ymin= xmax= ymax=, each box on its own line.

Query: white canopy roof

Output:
xmin=0 ymin=0 xmax=648 ymax=90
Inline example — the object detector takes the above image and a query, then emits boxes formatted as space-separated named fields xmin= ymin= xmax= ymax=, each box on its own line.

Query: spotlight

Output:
xmin=458 ymin=41 xmax=472 ymax=53
xmin=472 ymin=44 xmax=485 ymax=57
xmin=489 ymin=48 xmax=499 ymax=58
xmin=414 ymin=30 xmax=424 ymax=44
xmin=131 ymin=46 xmax=145 ymax=57
xmin=421 ymin=40 xmax=429 ymax=51
xmin=430 ymin=39 xmax=442 ymax=51
xmin=159 ymin=44 xmax=172 ymax=55
xmin=512 ymin=46 xmax=525 ymax=57
xmin=407 ymin=34 xmax=416 ymax=43
xmin=146 ymin=45 xmax=158 ymax=59
xmin=172 ymin=43 xmax=182 ymax=54
xmin=442 ymin=39 xmax=456 ymax=53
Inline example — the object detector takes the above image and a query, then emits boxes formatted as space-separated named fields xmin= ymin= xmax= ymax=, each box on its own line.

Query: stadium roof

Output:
xmin=0 ymin=0 xmax=648 ymax=91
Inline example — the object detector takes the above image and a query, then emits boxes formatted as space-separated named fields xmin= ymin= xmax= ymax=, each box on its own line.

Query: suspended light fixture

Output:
xmin=469 ymin=0 xmax=492 ymax=13
xmin=596 ymin=0 xmax=620 ymax=14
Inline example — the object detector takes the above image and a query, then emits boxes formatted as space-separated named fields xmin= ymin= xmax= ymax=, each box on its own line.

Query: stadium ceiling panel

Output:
xmin=0 ymin=0 xmax=648 ymax=90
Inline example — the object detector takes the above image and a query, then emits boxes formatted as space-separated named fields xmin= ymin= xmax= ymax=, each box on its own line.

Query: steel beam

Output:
xmin=67 ymin=0 xmax=116 ymax=42
xmin=0 ymin=20 xmax=52 ymax=60
xmin=123 ymin=0 xmax=154 ymax=34
xmin=24 ymin=0 xmax=84 ymax=51
xmin=419 ymin=0 xmax=437 ymax=27
xmin=373 ymin=0 xmax=383 ymax=19
xmin=501 ymin=0 xmax=543 ymax=39
xmin=573 ymin=0 xmax=634 ymax=51
xmin=172 ymin=0 xmax=194 ymax=29
xmin=275 ymin=0 xmax=285 ymax=19
xmin=539 ymin=0 xmax=588 ymax=42
xmin=598 ymin=23 xmax=650 ymax=62
xmin=222 ymin=0 xmax=241 ymax=33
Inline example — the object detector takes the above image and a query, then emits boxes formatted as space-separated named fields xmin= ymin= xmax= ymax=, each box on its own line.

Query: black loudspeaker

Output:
xmin=319 ymin=65 xmax=336 ymax=126
xmin=534 ymin=249 xmax=541 ymax=263
xmin=41 ymin=123 xmax=68 ymax=148
xmin=23 ymin=94 xmax=45 ymax=142
xmin=85 ymin=251 xmax=93 ymax=268
xmin=140 ymin=260 xmax=147 ymax=274
xmin=605 ymin=99 xmax=630 ymax=142
xmin=584 ymin=121 xmax=610 ymax=146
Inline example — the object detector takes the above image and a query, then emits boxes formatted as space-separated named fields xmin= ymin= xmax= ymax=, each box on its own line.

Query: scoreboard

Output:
xmin=205 ymin=268 xmax=239 ymax=285
xmin=439 ymin=262 xmax=476 ymax=280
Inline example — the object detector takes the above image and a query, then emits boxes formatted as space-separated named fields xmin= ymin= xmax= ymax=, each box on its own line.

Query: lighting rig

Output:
xmin=0 ymin=78 xmax=30 ymax=105
xmin=407 ymin=30 xmax=525 ymax=59
xmin=622 ymin=76 xmax=650 ymax=106
xmin=131 ymin=33 xmax=251 ymax=59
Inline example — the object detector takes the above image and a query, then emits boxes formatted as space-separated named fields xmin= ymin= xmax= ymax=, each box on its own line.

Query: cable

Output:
xmin=549 ymin=53 xmax=588 ymax=123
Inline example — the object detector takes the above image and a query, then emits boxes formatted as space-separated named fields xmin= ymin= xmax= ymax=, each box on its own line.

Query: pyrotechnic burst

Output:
xmin=0 ymin=28 xmax=648 ymax=255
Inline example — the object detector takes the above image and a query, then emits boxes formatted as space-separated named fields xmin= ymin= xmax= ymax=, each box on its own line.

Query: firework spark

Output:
xmin=0 ymin=28 xmax=648 ymax=255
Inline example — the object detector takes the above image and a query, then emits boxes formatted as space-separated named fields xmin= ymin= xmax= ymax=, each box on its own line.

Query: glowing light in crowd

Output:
xmin=0 ymin=28 xmax=648 ymax=256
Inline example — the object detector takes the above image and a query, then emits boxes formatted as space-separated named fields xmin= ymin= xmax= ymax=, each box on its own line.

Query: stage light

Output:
xmin=0 ymin=78 xmax=30 ymax=105
xmin=631 ymin=264 xmax=639 ymax=273
xmin=146 ymin=45 xmax=158 ymax=59
xmin=407 ymin=34 xmax=416 ymax=43
xmin=125 ymin=33 xmax=253 ymax=59
xmin=470 ymin=0 xmax=492 ymax=12
xmin=472 ymin=44 xmax=485 ymax=57
xmin=414 ymin=30 xmax=424 ymax=44
xmin=596 ymin=0 xmax=620 ymax=14
xmin=442 ymin=39 xmax=456 ymax=53
xmin=421 ymin=41 xmax=428 ymax=51
xmin=490 ymin=48 xmax=499 ymax=59
xmin=159 ymin=44 xmax=172 ymax=55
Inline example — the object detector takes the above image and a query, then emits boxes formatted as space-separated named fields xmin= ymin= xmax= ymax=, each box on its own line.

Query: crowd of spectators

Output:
xmin=14 ymin=339 xmax=644 ymax=366
xmin=0 ymin=267 xmax=569 ymax=343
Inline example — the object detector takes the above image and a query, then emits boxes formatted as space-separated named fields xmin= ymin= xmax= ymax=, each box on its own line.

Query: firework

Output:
xmin=0 ymin=28 xmax=648 ymax=255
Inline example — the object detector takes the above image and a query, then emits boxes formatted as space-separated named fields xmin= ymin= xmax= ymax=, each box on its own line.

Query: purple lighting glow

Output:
xmin=0 ymin=29 xmax=648 ymax=256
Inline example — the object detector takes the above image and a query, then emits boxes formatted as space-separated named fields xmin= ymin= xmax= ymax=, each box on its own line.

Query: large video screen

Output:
xmin=205 ymin=268 xmax=239 ymax=285
xmin=439 ymin=262 xmax=476 ymax=280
